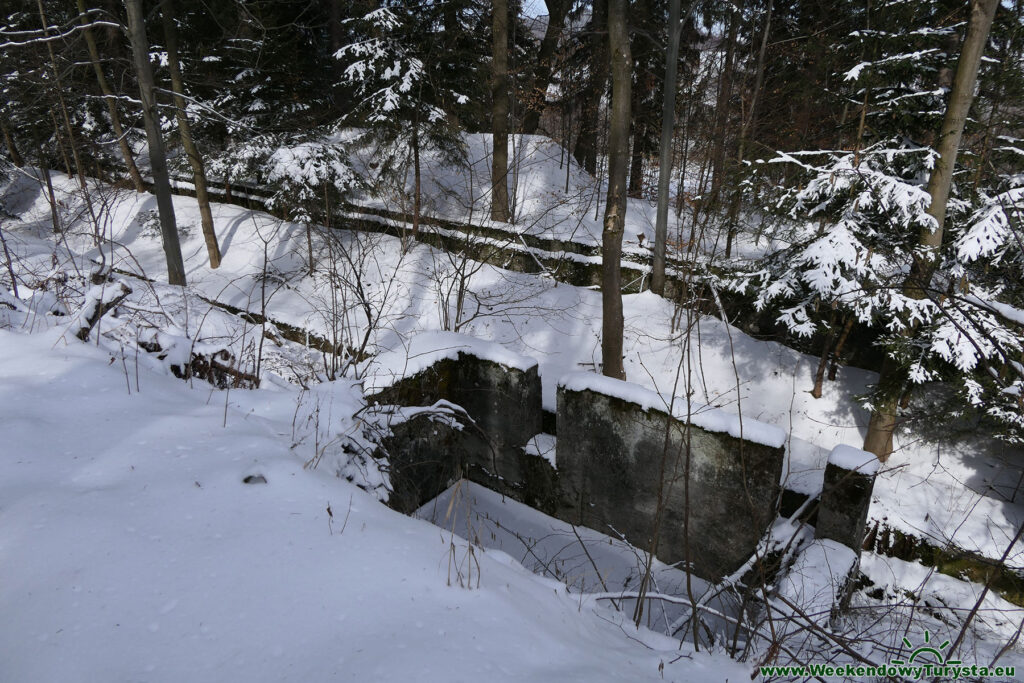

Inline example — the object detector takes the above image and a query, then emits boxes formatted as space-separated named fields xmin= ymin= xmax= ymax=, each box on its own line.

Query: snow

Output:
xmin=71 ymin=279 xmax=131 ymax=339
xmin=0 ymin=325 xmax=729 ymax=683
xmin=558 ymin=371 xmax=788 ymax=449
xmin=366 ymin=330 xmax=538 ymax=393
xmin=828 ymin=444 xmax=881 ymax=475
xmin=342 ymin=132 xmax=679 ymax=254
xmin=858 ymin=553 xmax=1024 ymax=645
xmin=775 ymin=539 xmax=858 ymax=626
xmin=416 ymin=482 xmax=754 ymax=653
xmin=2 ymin=172 xmax=1016 ymax=573
xmin=4 ymin=165 xmax=1024 ymax=670
xmin=522 ymin=433 xmax=557 ymax=468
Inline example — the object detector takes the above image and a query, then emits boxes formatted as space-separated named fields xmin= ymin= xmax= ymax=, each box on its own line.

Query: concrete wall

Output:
xmin=370 ymin=347 xmax=788 ymax=582
xmin=815 ymin=445 xmax=878 ymax=552
xmin=367 ymin=352 xmax=547 ymax=513
xmin=555 ymin=385 xmax=786 ymax=582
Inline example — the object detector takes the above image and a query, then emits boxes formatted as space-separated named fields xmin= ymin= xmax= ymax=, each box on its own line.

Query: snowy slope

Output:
xmin=0 ymin=325 xmax=746 ymax=682
xmin=344 ymin=132 xmax=672 ymax=252
xmin=3 ymin=167 xmax=1023 ymax=578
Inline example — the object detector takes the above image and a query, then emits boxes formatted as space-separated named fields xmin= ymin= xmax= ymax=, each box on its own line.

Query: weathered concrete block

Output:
xmin=367 ymin=334 xmax=544 ymax=511
xmin=555 ymin=373 xmax=786 ymax=582
xmin=815 ymin=444 xmax=878 ymax=551
xmin=381 ymin=413 xmax=474 ymax=514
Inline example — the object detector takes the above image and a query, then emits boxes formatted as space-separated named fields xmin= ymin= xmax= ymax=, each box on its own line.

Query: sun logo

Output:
xmin=892 ymin=630 xmax=961 ymax=667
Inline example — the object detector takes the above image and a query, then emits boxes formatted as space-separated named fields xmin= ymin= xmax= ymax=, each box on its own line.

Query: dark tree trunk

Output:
xmin=125 ymin=0 xmax=187 ymax=286
xmin=328 ymin=0 xmax=345 ymax=110
xmin=828 ymin=315 xmax=855 ymax=381
xmin=708 ymin=10 xmax=738 ymax=205
xmin=863 ymin=0 xmax=1000 ymax=462
xmin=38 ymin=0 xmax=88 ymax=191
xmin=725 ymin=0 xmax=771 ymax=258
xmin=522 ymin=0 xmax=571 ymax=134
xmin=652 ymin=0 xmax=683 ymax=295
xmin=161 ymin=0 xmax=221 ymax=269
xmin=491 ymin=0 xmax=511 ymax=222
xmin=412 ymin=118 xmax=421 ymax=238
xmin=573 ymin=0 xmax=608 ymax=175
xmin=602 ymin=0 xmax=631 ymax=380
xmin=42 ymin=162 xmax=60 ymax=233
xmin=78 ymin=0 xmax=145 ymax=192
xmin=627 ymin=118 xmax=647 ymax=198
xmin=0 ymin=119 xmax=23 ymax=167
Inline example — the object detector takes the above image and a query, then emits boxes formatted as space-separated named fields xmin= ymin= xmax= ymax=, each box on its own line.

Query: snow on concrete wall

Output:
xmin=372 ymin=343 xmax=791 ymax=581
xmin=815 ymin=445 xmax=878 ymax=552
xmin=555 ymin=375 xmax=786 ymax=582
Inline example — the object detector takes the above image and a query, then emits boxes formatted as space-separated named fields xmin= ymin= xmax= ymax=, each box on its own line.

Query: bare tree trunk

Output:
xmin=490 ymin=0 xmax=512 ymax=223
xmin=863 ymin=0 xmax=999 ymax=462
xmin=412 ymin=118 xmax=421 ymax=238
xmin=811 ymin=309 xmax=837 ymax=399
xmin=828 ymin=314 xmax=855 ymax=381
xmin=1 ymin=119 xmax=24 ymax=167
xmin=652 ymin=0 xmax=683 ymax=295
xmin=708 ymin=10 xmax=738 ymax=204
xmin=41 ymin=161 xmax=60 ymax=233
xmin=125 ymin=0 xmax=187 ymax=286
xmin=39 ymin=0 xmax=105 ymax=251
xmin=627 ymin=117 xmax=647 ymax=198
xmin=161 ymin=0 xmax=221 ymax=268
xmin=328 ymin=0 xmax=346 ymax=111
xmin=38 ymin=0 xmax=88 ymax=191
xmin=602 ymin=0 xmax=631 ymax=381
xmin=573 ymin=0 xmax=608 ymax=175
xmin=77 ymin=0 xmax=145 ymax=192
xmin=725 ymin=0 xmax=771 ymax=258
xmin=918 ymin=0 xmax=1000 ymax=267
xmin=50 ymin=110 xmax=72 ymax=177
xmin=522 ymin=0 xmax=571 ymax=134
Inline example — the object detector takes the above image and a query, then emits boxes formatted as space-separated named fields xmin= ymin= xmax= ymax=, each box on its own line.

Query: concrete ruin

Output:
xmin=367 ymin=334 xmax=865 ymax=584
xmin=814 ymin=445 xmax=879 ymax=552
xmin=555 ymin=373 xmax=787 ymax=581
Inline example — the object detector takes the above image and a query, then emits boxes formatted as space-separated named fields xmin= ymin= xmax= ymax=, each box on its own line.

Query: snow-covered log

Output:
xmin=73 ymin=281 xmax=131 ymax=342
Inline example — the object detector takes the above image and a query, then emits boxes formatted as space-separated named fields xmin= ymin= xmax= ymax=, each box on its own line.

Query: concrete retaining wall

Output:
xmin=555 ymin=381 xmax=786 ymax=582
xmin=370 ymin=339 xmax=789 ymax=582
xmin=815 ymin=445 xmax=879 ymax=552
xmin=367 ymin=347 xmax=548 ymax=513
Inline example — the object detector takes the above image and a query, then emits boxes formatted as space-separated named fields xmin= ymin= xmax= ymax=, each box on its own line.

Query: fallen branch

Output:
xmin=74 ymin=280 xmax=131 ymax=341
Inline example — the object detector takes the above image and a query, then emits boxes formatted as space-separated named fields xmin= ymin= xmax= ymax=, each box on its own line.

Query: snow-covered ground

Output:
xmin=346 ymin=133 xmax=665 ymax=251
xmin=2 ymin=161 xmax=1024 ymax=678
xmin=0 ymin=324 xmax=749 ymax=682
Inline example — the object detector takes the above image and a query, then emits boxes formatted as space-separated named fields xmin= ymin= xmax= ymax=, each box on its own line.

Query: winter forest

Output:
xmin=1 ymin=0 xmax=1024 ymax=680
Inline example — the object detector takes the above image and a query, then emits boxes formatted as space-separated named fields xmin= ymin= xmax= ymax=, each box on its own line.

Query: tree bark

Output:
xmin=124 ymin=0 xmax=187 ymax=286
xmin=708 ymin=10 xmax=738 ymax=204
xmin=412 ymin=117 xmax=421 ymax=238
xmin=725 ymin=0 xmax=771 ymax=258
xmin=328 ymin=0 xmax=346 ymax=110
xmin=652 ymin=0 xmax=683 ymax=295
xmin=522 ymin=0 xmax=571 ymax=135
xmin=1 ymin=119 xmax=24 ymax=167
xmin=77 ymin=0 xmax=145 ymax=192
xmin=490 ymin=0 xmax=512 ymax=223
xmin=573 ymin=0 xmax=608 ymax=175
xmin=917 ymin=0 xmax=1000 ymax=268
xmin=161 ymin=0 xmax=221 ymax=268
xmin=602 ymin=0 xmax=631 ymax=380
xmin=862 ymin=0 xmax=999 ymax=462
xmin=627 ymin=117 xmax=647 ymax=198
xmin=41 ymin=160 xmax=61 ymax=233
xmin=811 ymin=309 xmax=837 ymax=399
xmin=38 ymin=0 xmax=88 ymax=191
